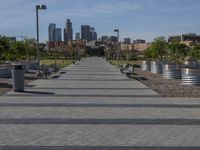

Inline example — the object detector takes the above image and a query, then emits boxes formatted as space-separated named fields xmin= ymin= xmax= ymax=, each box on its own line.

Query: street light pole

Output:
xmin=36 ymin=5 xmax=39 ymax=72
xmin=75 ymin=40 xmax=77 ymax=61
xmin=114 ymin=29 xmax=119 ymax=64
xmin=36 ymin=5 xmax=46 ymax=73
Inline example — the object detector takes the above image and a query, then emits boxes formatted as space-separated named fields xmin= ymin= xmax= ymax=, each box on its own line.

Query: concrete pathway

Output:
xmin=0 ymin=57 xmax=200 ymax=149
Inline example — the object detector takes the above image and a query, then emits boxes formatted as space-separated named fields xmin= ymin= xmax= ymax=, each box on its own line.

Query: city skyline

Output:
xmin=0 ymin=0 xmax=200 ymax=42
xmin=48 ymin=21 xmax=97 ymax=42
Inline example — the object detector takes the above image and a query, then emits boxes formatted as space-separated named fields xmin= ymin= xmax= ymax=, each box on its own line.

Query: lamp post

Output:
xmin=114 ymin=29 xmax=119 ymax=64
xmin=36 ymin=5 xmax=47 ymax=73
xmin=75 ymin=40 xmax=77 ymax=62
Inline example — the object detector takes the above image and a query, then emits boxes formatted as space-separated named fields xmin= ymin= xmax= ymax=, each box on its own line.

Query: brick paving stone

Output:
xmin=0 ymin=57 xmax=200 ymax=149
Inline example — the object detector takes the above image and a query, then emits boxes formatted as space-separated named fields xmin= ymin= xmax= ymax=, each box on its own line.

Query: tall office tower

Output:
xmin=49 ymin=23 xmax=56 ymax=42
xmin=75 ymin=32 xmax=81 ymax=40
xmin=54 ymin=28 xmax=62 ymax=42
xmin=89 ymin=27 xmax=97 ymax=41
xmin=64 ymin=28 xmax=67 ymax=42
xmin=90 ymin=27 xmax=95 ymax=41
xmin=81 ymin=25 xmax=90 ymax=41
xmin=64 ymin=19 xmax=73 ymax=41
xmin=93 ymin=32 xmax=97 ymax=41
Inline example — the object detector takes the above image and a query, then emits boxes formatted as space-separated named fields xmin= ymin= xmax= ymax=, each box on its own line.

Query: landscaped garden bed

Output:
xmin=133 ymin=68 xmax=200 ymax=97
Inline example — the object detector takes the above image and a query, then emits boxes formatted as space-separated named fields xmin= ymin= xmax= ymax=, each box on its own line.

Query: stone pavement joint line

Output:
xmin=1 ymin=57 xmax=200 ymax=149
xmin=0 ymin=146 xmax=200 ymax=150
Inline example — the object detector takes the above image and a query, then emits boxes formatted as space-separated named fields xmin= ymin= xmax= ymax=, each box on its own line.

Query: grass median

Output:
xmin=40 ymin=59 xmax=73 ymax=68
xmin=111 ymin=60 xmax=142 ymax=68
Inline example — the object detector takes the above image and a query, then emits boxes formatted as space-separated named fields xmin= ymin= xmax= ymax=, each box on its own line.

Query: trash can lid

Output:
xmin=11 ymin=63 xmax=25 ymax=66
xmin=11 ymin=63 xmax=25 ymax=70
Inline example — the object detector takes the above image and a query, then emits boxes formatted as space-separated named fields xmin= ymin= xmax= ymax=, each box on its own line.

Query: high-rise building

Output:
xmin=64 ymin=28 xmax=67 ymax=42
xmin=93 ymin=32 xmax=97 ymax=41
xmin=49 ymin=23 xmax=56 ymax=42
xmin=90 ymin=27 xmax=97 ymax=41
xmin=64 ymin=19 xmax=73 ymax=41
xmin=54 ymin=28 xmax=62 ymax=42
xmin=124 ymin=38 xmax=131 ymax=44
xmin=90 ymin=27 xmax=95 ymax=41
xmin=75 ymin=32 xmax=81 ymax=40
xmin=81 ymin=25 xmax=90 ymax=41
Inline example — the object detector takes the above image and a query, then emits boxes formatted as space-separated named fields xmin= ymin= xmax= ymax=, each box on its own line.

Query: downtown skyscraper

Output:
xmin=81 ymin=25 xmax=97 ymax=41
xmin=54 ymin=28 xmax=62 ymax=42
xmin=64 ymin=19 xmax=73 ymax=41
xmin=75 ymin=32 xmax=81 ymax=40
xmin=81 ymin=25 xmax=90 ymax=41
xmin=90 ymin=27 xmax=97 ymax=41
xmin=48 ymin=23 xmax=56 ymax=42
xmin=48 ymin=23 xmax=62 ymax=42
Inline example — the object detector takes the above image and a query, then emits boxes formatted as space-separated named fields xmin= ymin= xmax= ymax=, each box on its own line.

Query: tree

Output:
xmin=106 ymin=43 xmax=116 ymax=60
xmin=168 ymin=43 xmax=189 ymax=64
xmin=0 ymin=37 xmax=39 ymax=62
xmin=67 ymin=45 xmax=75 ymax=59
xmin=24 ymin=38 xmax=37 ymax=60
xmin=144 ymin=47 xmax=156 ymax=60
xmin=151 ymin=38 xmax=168 ymax=61
xmin=11 ymin=41 xmax=26 ymax=60
xmin=189 ymin=44 xmax=200 ymax=61
xmin=144 ymin=38 xmax=168 ymax=61
xmin=0 ymin=37 xmax=13 ymax=61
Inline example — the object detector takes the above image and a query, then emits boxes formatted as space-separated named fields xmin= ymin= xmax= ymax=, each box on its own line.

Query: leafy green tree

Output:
xmin=144 ymin=47 xmax=156 ymax=60
xmin=11 ymin=41 xmax=26 ymax=60
xmin=151 ymin=38 xmax=168 ymax=61
xmin=189 ymin=44 xmax=200 ymax=61
xmin=24 ymin=38 xmax=37 ymax=60
xmin=0 ymin=37 xmax=13 ymax=61
xmin=144 ymin=38 xmax=168 ymax=61
xmin=106 ymin=44 xmax=116 ymax=60
xmin=168 ymin=43 xmax=189 ymax=64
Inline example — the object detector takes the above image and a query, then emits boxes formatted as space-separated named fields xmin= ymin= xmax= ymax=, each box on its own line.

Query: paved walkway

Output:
xmin=1 ymin=57 xmax=200 ymax=149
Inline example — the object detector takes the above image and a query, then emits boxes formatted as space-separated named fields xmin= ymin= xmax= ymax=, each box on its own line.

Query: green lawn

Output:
xmin=40 ymin=59 xmax=73 ymax=68
xmin=111 ymin=60 xmax=142 ymax=66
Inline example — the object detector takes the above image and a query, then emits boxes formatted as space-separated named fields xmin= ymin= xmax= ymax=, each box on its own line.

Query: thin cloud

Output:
xmin=0 ymin=0 xmax=199 ymax=42
xmin=48 ymin=1 xmax=144 ymax=19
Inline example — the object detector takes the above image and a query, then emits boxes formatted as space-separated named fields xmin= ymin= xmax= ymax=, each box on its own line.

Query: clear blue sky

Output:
xmin=0 ymin=0 xmax=200 ymax=42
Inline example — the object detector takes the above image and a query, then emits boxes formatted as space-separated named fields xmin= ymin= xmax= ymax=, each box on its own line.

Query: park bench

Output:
xmin=120 ymin=64 xmax=127 ymax=73
xmin=124 ymin=66 xmax=134 ymax=77
xmin=39 ymin=66 xmax=52 ymax=78
xmin=120 ymin=64 xmax=134 ymax=77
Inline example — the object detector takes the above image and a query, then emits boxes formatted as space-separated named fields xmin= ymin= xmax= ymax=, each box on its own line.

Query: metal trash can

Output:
xmin=12 ymin=64 xmax=25 ymax=92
